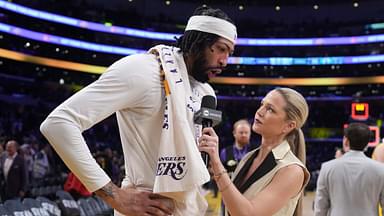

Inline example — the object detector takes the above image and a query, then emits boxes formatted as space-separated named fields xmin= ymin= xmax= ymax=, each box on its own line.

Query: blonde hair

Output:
xmin=275 ymin=88 xmax=308 ymax=216
xmin=275 ymin=88 xmax=308 ymax=164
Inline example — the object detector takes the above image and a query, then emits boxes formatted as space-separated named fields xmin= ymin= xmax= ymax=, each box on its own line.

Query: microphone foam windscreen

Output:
xmin=201 ymin=95 xmax=216 ymax=109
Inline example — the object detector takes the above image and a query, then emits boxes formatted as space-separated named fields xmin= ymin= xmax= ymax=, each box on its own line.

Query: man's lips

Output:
xmin=208 ymin=69 xmax=221 ymax=78
xmin=207 ymin=67 xmax=224 ymax=76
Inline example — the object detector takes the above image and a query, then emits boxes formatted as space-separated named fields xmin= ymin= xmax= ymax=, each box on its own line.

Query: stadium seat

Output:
xmin=55 ymin=190 xmax=80 ymax=216
xmin=22 ymin=198 xmax=49 ymax=216
xmin=93 ymin=196 xmax=113 ymax=215
xmin=77 ymin=203 xmax=86 ymax=216
xmin=77 ymin=198 xmax=95 ymax=216
xmin=4 ymin=199 xmax=32 ymax=215
xmin=0 ymin=204 xmax=11 ymax=216
xmin=30 ymin=187 xmax=39 ymax=198
xmin=86 ymin=197 xmax=107 ymax=215
xmin=36 ymin=196 xmax=61 ymax=216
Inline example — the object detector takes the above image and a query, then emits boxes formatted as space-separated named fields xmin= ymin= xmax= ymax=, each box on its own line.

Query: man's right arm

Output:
xmin=40 ymin=54 xmax=159 ymax=191
xmin=40 ymin=54 xmax=173 ymax=215
xmin=314 ymin=164 xmax=330 ymax=216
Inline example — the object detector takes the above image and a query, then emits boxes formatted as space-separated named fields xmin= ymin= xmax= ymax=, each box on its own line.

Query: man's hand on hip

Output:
xmin=95 ymin=181 xmax=175 ymax=216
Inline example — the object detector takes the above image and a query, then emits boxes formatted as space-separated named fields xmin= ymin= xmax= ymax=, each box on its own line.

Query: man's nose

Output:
xmin=219 ymin=55 xmax=228 ymax=67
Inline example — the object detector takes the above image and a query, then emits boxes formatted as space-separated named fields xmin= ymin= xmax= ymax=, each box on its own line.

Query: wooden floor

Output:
xmin=302 ymin=191 xmax=315 ymax=216
xmin=205 ymin=191 xmax=315 ymax=216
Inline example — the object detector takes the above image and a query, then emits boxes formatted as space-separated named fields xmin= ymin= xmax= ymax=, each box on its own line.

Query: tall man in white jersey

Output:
xmin=40 ymin=6 xmax=236 ymax=216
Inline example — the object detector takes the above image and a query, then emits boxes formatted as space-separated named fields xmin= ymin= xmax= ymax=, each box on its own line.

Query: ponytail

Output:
xmin=286 ymin=128 xmax=306 ymax=165
xmin=275 ymin=88 xmax=308 ymax=216
xmin=286 ymin=128 xmax=306 ymax=216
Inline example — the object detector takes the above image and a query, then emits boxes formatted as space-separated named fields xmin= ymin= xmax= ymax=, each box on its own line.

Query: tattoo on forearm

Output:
xmin=95 ymin=182 xmax=116 ymax=199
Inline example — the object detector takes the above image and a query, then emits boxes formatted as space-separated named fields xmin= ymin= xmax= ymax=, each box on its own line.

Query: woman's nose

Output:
xmin=256 ymin=107 xmax=265 ymax=117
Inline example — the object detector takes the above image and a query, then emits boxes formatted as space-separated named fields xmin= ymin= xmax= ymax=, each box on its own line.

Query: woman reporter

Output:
xmin=199 ymin=87 xmax=310 ymax=216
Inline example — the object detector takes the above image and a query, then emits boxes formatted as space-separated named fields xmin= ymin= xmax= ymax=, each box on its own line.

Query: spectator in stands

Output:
xmin=220 ymin=119 xmax=254 ymax=174
xmin=0 ymin=144 xmax=4 ymax=156
xmin=103 ymin=147 xmax=120 ymax=184
xmin=40 ymin=5 xmax=236 ymax=216
xmin=198 ymin=87 xmax=310 ymax=216
xmin=94 ymin=150 xmax=117 ymax=184
xmin=20 ymin=144 xmax=34 ymax=184
xmin=314 ymin=123 xmax=384 ymax=216
xmin=0 ymin=140 xmax=28 ymax=201
xmin=32 ymin=143 xmax=52 ymax=185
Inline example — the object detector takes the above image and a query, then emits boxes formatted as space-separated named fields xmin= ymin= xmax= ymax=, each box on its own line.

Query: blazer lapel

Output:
xmin=233 ymin=150 xmax=277 ymax=194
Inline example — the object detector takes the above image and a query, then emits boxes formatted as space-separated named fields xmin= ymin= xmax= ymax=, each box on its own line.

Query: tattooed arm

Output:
xmin=95 ymin=181 xmax=175 ymax=216
xmin=94 ymin=182 xmax=119 ymax=207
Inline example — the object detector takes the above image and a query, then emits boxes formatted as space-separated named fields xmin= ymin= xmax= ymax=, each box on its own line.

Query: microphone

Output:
xmin=194 ymin=95 xmax=222 ymax=167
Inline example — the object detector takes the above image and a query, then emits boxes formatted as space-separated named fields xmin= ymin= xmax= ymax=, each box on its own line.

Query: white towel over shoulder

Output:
xmin=149 ymin=45 xmax=211 ymax=215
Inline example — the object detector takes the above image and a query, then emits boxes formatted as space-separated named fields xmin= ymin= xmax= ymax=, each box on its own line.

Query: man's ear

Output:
xmin=343 ymin=136 xmax=350 ymax=152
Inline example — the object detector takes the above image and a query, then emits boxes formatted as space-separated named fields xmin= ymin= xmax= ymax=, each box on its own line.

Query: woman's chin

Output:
xmin=252 ymin=125 xmax=263 ymax=135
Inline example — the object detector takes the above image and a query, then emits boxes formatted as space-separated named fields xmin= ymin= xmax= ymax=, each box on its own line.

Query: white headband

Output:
xmin=185 ymin=15 xmax=237 ymax=44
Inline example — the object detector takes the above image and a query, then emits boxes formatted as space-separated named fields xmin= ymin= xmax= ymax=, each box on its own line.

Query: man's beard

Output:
xmin=237 ymin=139 xmax=249 ymax=147
xmin=190 ymin=54 xmax=209 ymax=83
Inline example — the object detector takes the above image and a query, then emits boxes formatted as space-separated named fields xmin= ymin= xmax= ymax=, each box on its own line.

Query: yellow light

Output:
xmin=377 ymin=119 xmax=382 ymax=128
xmin=104 ymin=22 xmax=113 ymax=27
xmin=355 ymin=104 xmax=365 ymax=111
xmin=0 ymin=48 xmax=106 ymax=74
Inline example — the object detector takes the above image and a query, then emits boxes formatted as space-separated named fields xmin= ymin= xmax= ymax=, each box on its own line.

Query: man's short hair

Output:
xmin=233 ymin=119 xmax=251 ymax=132
xmin=344 ymin=123 xmax=371 ymax=151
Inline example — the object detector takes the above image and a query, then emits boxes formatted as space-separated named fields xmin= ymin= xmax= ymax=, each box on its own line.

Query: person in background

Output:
xmin=32 ymin=143 xmax=52 ymax=185
xmin=40 ymin=5 xmax=236 ymax=216
xmin=220 ymin=119 xmax=254 ymax=174
xmin=199 ymin=87 xmax=310 ymax=216
xmin=314 ymin=123 xmax=384 ymax=216
xmin=0 ymin=143 xmax=4 ymax=156
xmin=0 ymin=140 xmax=28 ymax=201
xmin=20 ymin=144 xmax=34 ymax=183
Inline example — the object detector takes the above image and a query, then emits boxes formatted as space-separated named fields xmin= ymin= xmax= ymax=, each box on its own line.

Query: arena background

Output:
xmin=0 ymin=0 xmax=383 ymax=215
